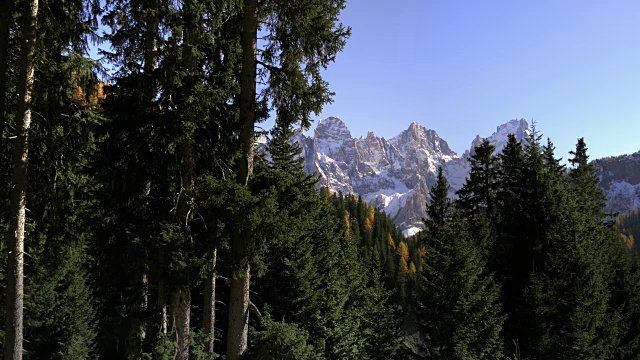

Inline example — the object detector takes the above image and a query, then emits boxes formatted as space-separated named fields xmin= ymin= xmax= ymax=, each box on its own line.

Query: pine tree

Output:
xmin=457 ymin=138 xmax=499 ymax=221
xmin=0 ymin=0 xmax=103 ymax=358
xmin=547 ymin=137 xmax=636 ymax=359
xmin=251 ymin=123 xmax=325 ymax=328
xmin=425 ymin=167 xmax=451 ymax=240
xmin=617 ymin=253 xmax=640 ymax=359
xmin=226 ymin=1 xmax=350 ymax=357
xmin=503 ymin=137 xmax=620 ymax=358
xmin=98 ymin=1 xmax=244 ymax=357
xmin=5 ymin=0 xmax=39 ymax=358
xmin=362 ymin=250 xmax=402 ymax=360
xmin=569 ymin=138 xmax=606 ymax=218
xmin=493 ymin=130 xmax=553 ymax=348
xmin=456 ymin=138 xmax=500 ymax=258
xmin=415 ymin=167 xmax=504 ymax=359
xmin=493 ymin=134 xmax=526 ymax=306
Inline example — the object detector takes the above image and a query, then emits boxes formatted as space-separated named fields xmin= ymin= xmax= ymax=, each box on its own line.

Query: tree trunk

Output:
xmin=226 ymin=1 xmax=257 ymax=359
xmin=158 ymin=275 xmax=168 ymax=335
xmin=5 ymin=0 xmax=38 ymax=359
xmin=168 ymin=3 xmax=197 ymax=355
xmin=170 ymin=286 xmax=190 ymax=360
xmin=136 ymin=1 xmax=156 ymax=347
xmin=227 ymin=264 xmax=251 ymax=360
xmin=128 ymin=270 xmax=148 ymax=359
xmin=170 ymin=137 xmax=193 ymax=357
xmin=143 ymin=12 xmax=157 ymax=76
xmin=0 ymin=0 xmax=13 ymax=146
xmin=203 ymin=247 xmax=217 ymax=354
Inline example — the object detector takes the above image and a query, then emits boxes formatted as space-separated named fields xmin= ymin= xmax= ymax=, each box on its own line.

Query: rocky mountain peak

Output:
xmin=390 ymin=121 xmax=456 ymax=158
xmin=495 ymin=118 xmax=529 ymax=137
xmin=315 ymin=116 xmax=351 ymax=139
xmin=313 ymin=116 xmax=354 ymax=158
xmin=489 ymin=118 xmax=530 ymax=153
xmin=271 ymin=117 xmax=543 ymax=236
xmin=468 ymin=118 xmax=530 ymax=156
xmin=365 ymin=131 xmax=377 ymax=140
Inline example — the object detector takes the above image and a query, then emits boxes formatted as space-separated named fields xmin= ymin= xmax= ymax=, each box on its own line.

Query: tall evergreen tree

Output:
xmin=226 ymin=1 xmax=350 ymax=357
xmin=416 ymin=172 xmax=504 ymax=359
xmin=568 ymin=138 xmax=606 ymax=218
xmin=493 ymin=134 xmax=526 ymax=299
xmin=425 ymin=167 xmax=451 ymax=240
xmin=456 ymin=138 xmax=499 ymax=221
xmin=5 ymin=0 xmax=39 ymax=358
xmin=456 ymin=138 xmax=500 ymax=257
xmin=522 ymin=138 xmax=618 ymax=358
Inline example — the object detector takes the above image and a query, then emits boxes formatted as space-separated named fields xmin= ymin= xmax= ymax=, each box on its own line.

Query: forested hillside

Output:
xmin=618 ymin=208 xmax=640 ymax=251
xmin=593 ymin=152 xmax=640 ymax=214
xmin=1 ymin=0 xmax=640 ymax=359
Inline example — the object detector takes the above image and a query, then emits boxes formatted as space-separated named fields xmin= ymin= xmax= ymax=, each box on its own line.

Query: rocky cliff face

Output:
xmin=276 ymin=116 xmax=638 ymax=235
xmin=593 ymin=151 xmax=640 ymax=214
xmin=291 ymin=117 xmax=530 ymax=236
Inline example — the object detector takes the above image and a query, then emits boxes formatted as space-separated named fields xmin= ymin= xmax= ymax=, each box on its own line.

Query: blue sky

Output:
xmin=310 ymin=0 xmax=640 ymax=160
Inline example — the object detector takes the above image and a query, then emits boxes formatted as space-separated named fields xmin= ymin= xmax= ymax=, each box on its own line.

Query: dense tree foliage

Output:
xmin=411 ymin=134 xmax=640 ymax=359
xmin=1 ymin=1 xmax=640 ymax=359
xmin=618 ymin=208 xmax=640 ymax=250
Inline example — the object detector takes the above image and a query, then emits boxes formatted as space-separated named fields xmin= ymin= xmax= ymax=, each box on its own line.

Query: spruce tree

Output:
xmin=251 ymin=123 xmax=325 ymax=328
xmin=456 ymin=138 xmax=500 ymax=257
xmin=416 ymin=171 xmax=504 ymax=359
xmin=226 ymin=1 xmax=350 ymax=357
xmin=521 ymin=140 xmax=606 ymax=357
xmin=568 ymin=138 xmax=606 ymax=218
xmin=457 ymin=138 xmax=499 ymax=221
xmin=99 ymin=1 xmax=244 ymax=357
xmin=362 ymin=250 xmax=402 ymax=360
xmin=425 ymin=167 xmax=451 ymax=240
xmin=493 ymin=134 xmax=526 ymax=302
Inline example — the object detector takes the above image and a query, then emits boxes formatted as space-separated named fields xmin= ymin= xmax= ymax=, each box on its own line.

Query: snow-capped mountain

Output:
xmin=593 ymin=151 xmax=640 ymax=214
xmin=264 ymin=116 xmax=638 ymax=235
xmin=291 ymin=117 xmax=531 ymax=236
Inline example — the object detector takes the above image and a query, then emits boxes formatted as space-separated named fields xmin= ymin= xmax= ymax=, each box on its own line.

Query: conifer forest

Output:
xmin=1 ymin=0 xmax=640 ymax=359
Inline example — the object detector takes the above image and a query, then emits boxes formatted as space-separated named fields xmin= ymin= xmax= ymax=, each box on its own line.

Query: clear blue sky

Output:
xmin=310 ymin=0 xmax=640 ymax=160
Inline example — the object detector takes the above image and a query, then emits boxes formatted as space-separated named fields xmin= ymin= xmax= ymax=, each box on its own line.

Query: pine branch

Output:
xmin=248 ymin=300 xmax=264 ymax=325
xmin=256 ymin=60 xmax=281 ymax=73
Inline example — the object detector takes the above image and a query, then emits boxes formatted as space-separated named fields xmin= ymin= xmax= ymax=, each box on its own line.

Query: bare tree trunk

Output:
xmin=226 ymin=1 xmax=257 ymax=359
xmin=227 ymin=264 xmax=251 ymax=360
xmin=158 ymin=275 xmax=168 ymax=335
xmin=203 ymin=247 xmax=217 ymax=354
xmin=170 ymin=136 xmax=194 ymax=358
xmin=128 ymin=270 xmax=148 ymax=359
xmin=143 ymin=12 xmax=157 ymax=77
xmin=0 ymin=0 xmax=13 ymax=146
xmin=168 ymin=3 xmax=197 ymax=355
xmin=4 ymin=0 xmax=38 ymax=359
xmin=170 ymin=286 xmax=190 ymax=360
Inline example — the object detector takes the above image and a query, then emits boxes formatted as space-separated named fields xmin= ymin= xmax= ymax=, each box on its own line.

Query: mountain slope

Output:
xmin=593 ymin=151 xmax=640 ymax=214
xmin=282 ymin=117 xmax=638 ymax=235
xmin=293 ymin=117 xmax=530 ymax=236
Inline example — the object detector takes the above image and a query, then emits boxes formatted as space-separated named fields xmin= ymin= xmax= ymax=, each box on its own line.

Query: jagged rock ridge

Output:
xmin=291 ymin=117 xmax=531 ymax=236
